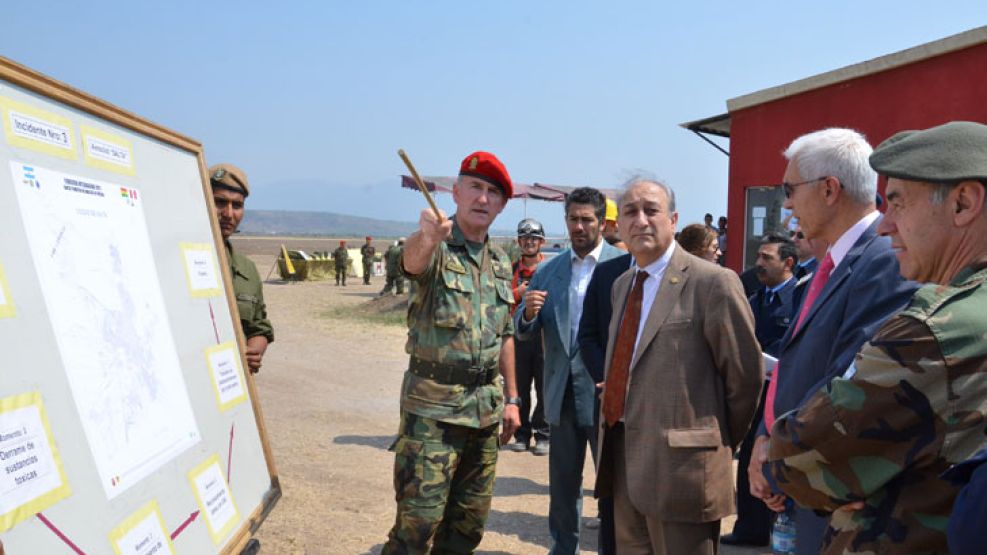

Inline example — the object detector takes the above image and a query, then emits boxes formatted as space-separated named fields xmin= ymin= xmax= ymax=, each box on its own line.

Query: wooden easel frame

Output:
xmin=0 ymin=56 xmax=280 ymax=555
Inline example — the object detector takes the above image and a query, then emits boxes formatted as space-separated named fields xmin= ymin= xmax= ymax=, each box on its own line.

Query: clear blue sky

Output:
xmin=4 ymin=2 xmax=986 ymax=235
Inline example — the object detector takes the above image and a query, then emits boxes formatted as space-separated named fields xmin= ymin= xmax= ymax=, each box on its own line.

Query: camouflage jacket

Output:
xmin=399 ymin=219 xmax=515 ymax=428
xmin=360 ymin=244 xmax=376 ymax=262
xmin=332 ymin=246 xmax=349 ymax=267
xmin=385 ymin=245 xmax=403 ymax=277
xmin=767 ymin=263 xmax=987 ymax=554
xmin=227 ymin=242 xmax=274 ymax=343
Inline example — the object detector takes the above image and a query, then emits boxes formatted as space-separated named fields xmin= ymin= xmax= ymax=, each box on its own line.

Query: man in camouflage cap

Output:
xmin=766 ymin=121 xmax=987 ymax=553
xmin=210 ymin=163 xmax=274 ymax=374
xmin=381 ymin=151 xmax=521 ymax=554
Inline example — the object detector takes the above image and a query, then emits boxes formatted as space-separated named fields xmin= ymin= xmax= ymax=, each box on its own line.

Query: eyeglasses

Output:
xmin=782 ymin=177 xmax=827 ymax=198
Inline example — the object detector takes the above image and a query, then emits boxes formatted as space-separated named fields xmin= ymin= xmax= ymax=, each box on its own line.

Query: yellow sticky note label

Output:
xmin=205 ymin=342 xmax=248 ymax=412
xmin=81 ymin=125 xmax=136 ymax=176
xmin=180 ymin=242 xmax=222 ymax=298
xmin=187 ymin=454 xmax=240 ymax=544
xmin=0 ymin=261 xmax=15 ymax=319
xmin=108 ymin=500 xmax=177 ymax=555
xmin=0 ymin=392 xmax=72 ymax=532
xmin=0 ymin=96 xmax=77 ymax=160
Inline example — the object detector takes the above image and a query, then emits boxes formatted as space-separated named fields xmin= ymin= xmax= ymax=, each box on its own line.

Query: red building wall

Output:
xmin=725 ymin=41 xmax=987 ymax=271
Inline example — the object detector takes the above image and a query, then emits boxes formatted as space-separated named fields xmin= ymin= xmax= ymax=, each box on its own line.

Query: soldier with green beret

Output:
xmin=332 ymin=240 xmax=349 ymax=286
xmin=766 ymin=121 xmax=987 ymax=553
xmin=209 ymin=163 xmax=274 ymax=374
xmin=381 ymin=151 xmax=521 ymax=554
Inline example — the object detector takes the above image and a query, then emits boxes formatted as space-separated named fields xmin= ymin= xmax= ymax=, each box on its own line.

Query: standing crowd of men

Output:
xmin=377 ymin=120 xmax=987 ymax=555
xmin=205 ymin=119 xmax=987 ymax=554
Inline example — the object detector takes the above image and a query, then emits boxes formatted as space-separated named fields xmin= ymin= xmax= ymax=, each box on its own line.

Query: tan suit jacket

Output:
xmin=595 ymin=246 xmax=763 ymax=523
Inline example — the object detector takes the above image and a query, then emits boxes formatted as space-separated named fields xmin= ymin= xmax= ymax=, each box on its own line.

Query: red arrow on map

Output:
xmin=37 ymin=512 xmax=86 ymax=554
xmin=170 ymin=510 xmax=200 ymax=540
xmin=208 ymin=300 xmax=221 ymax=344
xmin=227 ymin=422 xmax=236 ymax=484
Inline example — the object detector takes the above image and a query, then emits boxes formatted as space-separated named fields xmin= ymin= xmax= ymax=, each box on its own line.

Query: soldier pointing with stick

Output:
xmin=382 ymin=150 xmax=521 ymax=554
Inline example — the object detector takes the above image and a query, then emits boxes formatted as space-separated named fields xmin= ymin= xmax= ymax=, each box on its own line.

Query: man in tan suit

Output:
xmin=595 ymin=177 xmax=763 ymax=554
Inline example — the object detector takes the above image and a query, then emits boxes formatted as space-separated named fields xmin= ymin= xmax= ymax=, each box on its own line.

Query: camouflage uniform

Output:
xmin=332 ymin=246 xmax=349 ymax=285
xmin=227 ymin=242 xmax=274 ymax=343
xmin=382 ymin=244 xmax=406 ymax=295
xmin=767 ymin=263 xmax=987 ymax=554
xmin=382 ymin=218 xmax=515 ymax=554
xmin=361 ymin=243 xmax=376 ymax=285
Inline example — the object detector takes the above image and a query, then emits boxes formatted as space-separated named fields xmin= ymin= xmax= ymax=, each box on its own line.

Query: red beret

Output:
xmin=459 ymin=151 xmax=512 ymax=199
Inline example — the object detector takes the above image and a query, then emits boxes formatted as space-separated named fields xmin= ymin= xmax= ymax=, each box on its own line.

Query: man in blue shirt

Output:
xmin=723 ymin=233 xmax=798 ymax=547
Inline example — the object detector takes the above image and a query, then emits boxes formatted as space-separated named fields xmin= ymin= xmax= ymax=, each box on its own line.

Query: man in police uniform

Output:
xmin=361 ymin=236 xmax=376 ymax=285
xmin=210 ymin=164 xmax=274 ymax=374
xmin=767 ymin=121 xmax=987 ymax=553
xmin=332 ymin=240 xmax=349 ymax=286
xmin=382 ymin=151 xmax=521 ymax=554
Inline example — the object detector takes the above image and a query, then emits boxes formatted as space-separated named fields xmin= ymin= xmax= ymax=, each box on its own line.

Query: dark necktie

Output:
xmin=602 ymin=270 xmax=649 ymax=427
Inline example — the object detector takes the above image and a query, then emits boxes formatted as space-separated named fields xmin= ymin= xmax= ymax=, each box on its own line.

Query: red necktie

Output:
xmin=603 ymin=271 xmax=649 ymax=427
xmin=763 ymin=252 xmax=835 ymax=431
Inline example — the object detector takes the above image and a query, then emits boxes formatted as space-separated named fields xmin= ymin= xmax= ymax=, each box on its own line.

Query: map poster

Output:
xmin=188 ymin=455 xmax=240 ymax=545
xmin=108 ymin=500 xmax=177 ymax=555
xmin=10 ymin=161 xmax=200 ymax=500
xmin=0 ymin=391 xmax=71 ymax=532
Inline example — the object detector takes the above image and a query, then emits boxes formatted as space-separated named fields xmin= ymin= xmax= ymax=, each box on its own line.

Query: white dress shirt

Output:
xmin=828 ymin=210 xmax=879 ymax=269
xmin=569 ymin=240 xmax=605 ymax=345
xmin=631 ymin=241 xmax=676 ymax=359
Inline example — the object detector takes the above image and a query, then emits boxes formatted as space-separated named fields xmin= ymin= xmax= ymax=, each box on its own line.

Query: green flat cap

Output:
xmin=869 ymin=121 xmax=987 ymax=183
xmin=209 ymin=163 xmax=250 ymax=197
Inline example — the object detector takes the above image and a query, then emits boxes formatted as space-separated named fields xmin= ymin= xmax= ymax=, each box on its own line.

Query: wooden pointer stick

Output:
xmin=398 ymin=149 xmax=443 ymax=221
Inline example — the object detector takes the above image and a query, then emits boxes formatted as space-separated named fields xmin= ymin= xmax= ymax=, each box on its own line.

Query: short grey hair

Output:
xmin=783 ymin=128 xmax=877 ymax=205
xmin=929 ymin=182 xmax=955 ymax=205
xmin=618 ymin=174 xmax=676 ymax=213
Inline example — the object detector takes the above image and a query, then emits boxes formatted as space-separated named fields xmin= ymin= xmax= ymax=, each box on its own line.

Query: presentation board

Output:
xmin=0 ymin=57 xmax=279 ymax=554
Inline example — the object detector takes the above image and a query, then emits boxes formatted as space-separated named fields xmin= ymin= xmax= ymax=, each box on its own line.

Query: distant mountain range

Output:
xmin=240 ymin=209 xmax=517 ymax=238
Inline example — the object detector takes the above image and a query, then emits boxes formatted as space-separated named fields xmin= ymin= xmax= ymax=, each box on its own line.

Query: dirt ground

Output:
xmin=237 ymin=237 xmax=771 ymax=555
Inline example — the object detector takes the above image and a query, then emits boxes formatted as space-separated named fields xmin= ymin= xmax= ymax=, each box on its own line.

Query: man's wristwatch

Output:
xmin=505 ymin=396 xmax=522 ymax=406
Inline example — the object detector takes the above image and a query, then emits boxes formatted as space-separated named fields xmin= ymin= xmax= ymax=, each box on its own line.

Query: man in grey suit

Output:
xmin=516 ymin=187 xmax=623 ymax=554
xmin=748 ymin=128 xmax=918 ymax=554
xmin=595 ymin=177 xmax=763 ymax=554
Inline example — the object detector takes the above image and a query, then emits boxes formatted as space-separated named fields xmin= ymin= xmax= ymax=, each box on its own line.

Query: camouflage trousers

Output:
xmin=363 ymin=260 xmax=374 ymax=284
xmin=335 ymin=266 xmax=346 ymax=285
xmin=382 ymin=411 xmax=499 ymax=555
xmin=381 ymin=274 xmax=405 ymax=295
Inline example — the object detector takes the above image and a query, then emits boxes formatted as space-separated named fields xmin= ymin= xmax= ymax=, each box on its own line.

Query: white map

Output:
xmin=10 ymin=161 xmax=200 ymax=499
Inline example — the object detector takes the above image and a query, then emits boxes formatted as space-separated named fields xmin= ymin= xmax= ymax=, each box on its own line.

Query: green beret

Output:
xmin=869 ymin=121 xmax=987 ymax=183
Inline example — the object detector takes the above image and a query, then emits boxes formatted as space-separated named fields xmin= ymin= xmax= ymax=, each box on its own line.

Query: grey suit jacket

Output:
xmin=595 ymin=246 xmax=763 ymax=522
xmin=515 ymin=241 xmax=623 ymax=427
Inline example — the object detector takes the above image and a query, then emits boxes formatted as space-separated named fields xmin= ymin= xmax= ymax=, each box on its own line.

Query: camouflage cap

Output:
xmin=870 ymin=121 xmax=987 ymax=183
xmin=209 ymin=163 xmax=249 ymax=197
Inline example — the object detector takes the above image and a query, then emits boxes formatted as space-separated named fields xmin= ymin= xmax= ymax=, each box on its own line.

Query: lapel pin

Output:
xmin=670 ymin=277 xmax=680 ymax=284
